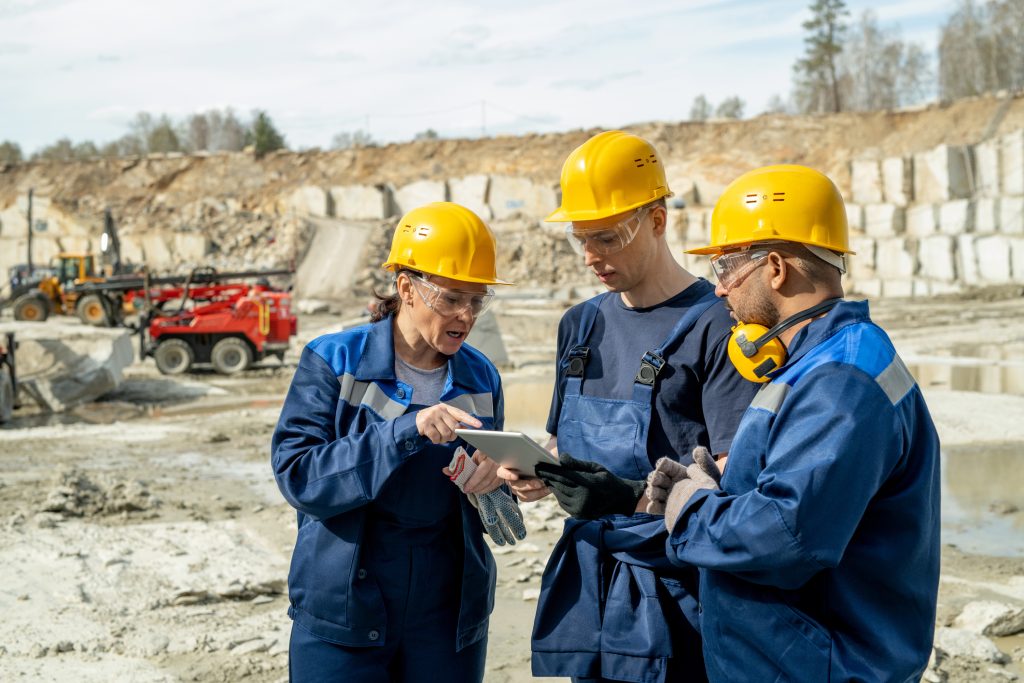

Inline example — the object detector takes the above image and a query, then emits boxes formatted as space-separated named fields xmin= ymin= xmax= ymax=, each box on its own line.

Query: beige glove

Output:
xmin=646 ymin=447 xmax=720 ymax=533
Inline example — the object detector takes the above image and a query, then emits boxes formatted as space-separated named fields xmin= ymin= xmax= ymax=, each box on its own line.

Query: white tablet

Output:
xmin=454 ymin=429 xmax=558 ymax=477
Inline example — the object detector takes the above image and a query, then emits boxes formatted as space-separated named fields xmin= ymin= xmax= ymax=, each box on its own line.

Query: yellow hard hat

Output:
xmin=382 ymin=202 xmax=512 ymax=285
xmin=687 ymin=164 xmax=852 ymax=255
xmin=546 ymin=130 xmax=673 ymax=222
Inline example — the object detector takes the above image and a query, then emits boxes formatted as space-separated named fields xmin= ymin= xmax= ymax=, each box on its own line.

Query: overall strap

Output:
xmin=564 ymin=293 xmax=611 ymax=381
xmin=633 ymin=288 xmax=719 ymax=394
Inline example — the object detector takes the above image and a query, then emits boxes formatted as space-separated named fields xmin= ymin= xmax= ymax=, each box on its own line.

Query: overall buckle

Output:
xmin=565 ymin=346 xmax=590 ymax=377
xmin=635 ymin=351 xmax=665 ymax=386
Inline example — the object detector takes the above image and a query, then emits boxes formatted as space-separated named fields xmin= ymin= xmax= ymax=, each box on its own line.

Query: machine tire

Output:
xmin=153 ymin=339 xmax=194 ymax=375
xmin=77 ymin=294 xmax=112 ymax=327
xmin=210 ymin=337 xmax=252 ymax=375
xmin=12 ymin=294 xmax=49 ymax=322
xmin=0 ymin=369 xmax=13 ymax=423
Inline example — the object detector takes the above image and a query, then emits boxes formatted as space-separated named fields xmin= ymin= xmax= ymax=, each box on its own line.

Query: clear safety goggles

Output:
xmin=410 ymin=274 xmax=495 ymax=318
xmin=710 ymin=245 xmax=774 ymax=290
xmin=566 ymin=207 xmax=649 ymax=256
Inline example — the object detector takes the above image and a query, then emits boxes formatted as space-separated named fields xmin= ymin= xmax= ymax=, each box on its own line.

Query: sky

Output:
xmin=0 ymin=0 xmax=954 ymax=154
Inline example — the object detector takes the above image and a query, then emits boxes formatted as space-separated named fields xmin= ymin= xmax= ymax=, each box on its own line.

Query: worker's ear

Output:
xmin=649 ymin=205 xmax=667 ymax=238
xmin=395 ymin=272 xmax=414 ymax=305
xmin=766 ymin=252 xmax=788 ymax=292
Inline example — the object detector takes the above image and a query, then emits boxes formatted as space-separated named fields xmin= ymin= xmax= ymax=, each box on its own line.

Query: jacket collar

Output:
xmin=773 ymin=299 xmax=870 ymax=374
xmin=353 ymin=316 xmax=476 ymax=392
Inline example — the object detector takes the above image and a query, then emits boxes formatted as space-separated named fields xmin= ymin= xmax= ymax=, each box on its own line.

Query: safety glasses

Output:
xmin=710 ymin=246 xmax=773 ymax=290
xmin=410 ymin=274 xmax=495 ymax=318
xmin=565 ymin=207 xmax=649 ymax=256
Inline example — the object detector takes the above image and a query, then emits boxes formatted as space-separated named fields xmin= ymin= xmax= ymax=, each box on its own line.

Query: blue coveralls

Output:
xmin=668 ymin=300 xmax=941 ymax=682
xmin=271 ymin=318 xmax=504 ymax=682
xmin=533 ymin=283 xmax=742 ymax=683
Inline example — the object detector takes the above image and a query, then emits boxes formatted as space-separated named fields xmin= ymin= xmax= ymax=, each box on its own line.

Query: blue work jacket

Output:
xmin=271 ymin=317 xmax=504 ymax=651
xmin=668 ymin=300 xmax=940 ymax=682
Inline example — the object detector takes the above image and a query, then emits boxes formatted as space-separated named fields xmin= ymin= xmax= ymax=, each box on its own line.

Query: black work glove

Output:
xmin=534 ymin=453 xmax=646 ymax=520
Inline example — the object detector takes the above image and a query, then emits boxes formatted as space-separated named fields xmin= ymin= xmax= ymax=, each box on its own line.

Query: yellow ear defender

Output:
xmin=728 ymin=298 xmax=842 ymax=383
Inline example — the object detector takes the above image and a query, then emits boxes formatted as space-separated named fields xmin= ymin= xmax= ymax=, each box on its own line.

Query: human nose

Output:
xmin=583 ymin=244 xmax=602 ymax=267
xmin=714 ymin=280 xmax=730 ymax=297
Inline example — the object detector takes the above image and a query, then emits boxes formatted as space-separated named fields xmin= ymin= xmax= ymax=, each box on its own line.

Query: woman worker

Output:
xmin=272 ymin=202 xmax=522 ymax=682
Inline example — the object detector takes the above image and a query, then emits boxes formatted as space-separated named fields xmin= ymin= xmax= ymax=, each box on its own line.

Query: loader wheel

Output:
xmin=154 ymin=339 xmax=194 ymax=375
xmin=77 ymin=294 xmax=112 ymax=327
xmin=12 ymin=294 xmax=49 ymax=322
xmin=211 ymin=337 xmax=252 ymax=375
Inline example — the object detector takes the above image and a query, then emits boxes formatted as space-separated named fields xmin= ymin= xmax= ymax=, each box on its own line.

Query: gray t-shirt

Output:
xmin=395 ymin=355 xmax=448 ymax=407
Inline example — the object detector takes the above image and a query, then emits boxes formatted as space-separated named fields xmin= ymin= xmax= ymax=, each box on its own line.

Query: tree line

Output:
xmin=689 ymin=0 xmax=1022 ymax=121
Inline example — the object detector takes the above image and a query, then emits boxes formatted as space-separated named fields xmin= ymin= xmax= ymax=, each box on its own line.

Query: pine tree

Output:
xmin=794 ymin=0 xmax=849 ymax=113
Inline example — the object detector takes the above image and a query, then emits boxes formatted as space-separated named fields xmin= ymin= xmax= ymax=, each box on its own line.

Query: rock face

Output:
xmin=953 ymin=600 xmax=1024 ymax=637
xmin=0 ymin=321 xmax=134 ymax=411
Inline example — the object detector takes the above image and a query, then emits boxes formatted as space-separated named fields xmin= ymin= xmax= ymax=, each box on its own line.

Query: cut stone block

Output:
xmin=912 ymin=280 xmax=930 ymax=297
xmin=905 ymin=205 xmax=938 ymax=237
xmin=974 ymin=139 xmax=1001 ymax=196
xmin=489 ymin=176 xmax=558 ymax=220
xmin=330 ymin=185 xmax=389 ymax=220
xmin=913 ymin=144 xmax=973 ymax=202
xmin=1011 ymin=238 xmax=1024 ymax=281
xmin=172 ymin=233 xmax=210 ymax=262
xmin=1000 ymin=196 xmax=1024 ymax=234
xmin=285 ymin=186 xmax=330 ymax=217
xmin=958 ymin=235 xmax=980 ymax=286
xmin=852 ymin=279 xmax=882 ymax=298
xmin=975 ymin=235 xmax=1012 ymax=283
xmin=684 ymin=208 xmax=709 ymax=243
xmin=918 ymin=235 xmax=957 ymax=282
xmin=393 ymin=180 xmax=448 ymax=215
xmin=465 ymin=309 xmax=508 ymax=367
xmin=848 ymin=236 xmax=876 ymax=279
xmin=0 ymin=321 xmax=134 ymax=412
xmin=295 ymin=219 xmax=371 ymax=300
xmin=141 ymin=233 xmax=173 ymax=269
xmin=846 ymin=203 xmax=864 ymax=232
xmin=1002 ymin=130 xmax=1024 ymax=196
xmin=448 ymin=175 xmax=492 ymax=221
xmin=864 ymin=204 xmax=905 ymax=237
xmin=881 ymin=280 xmax=914 ymax=298
xmin=875 ymin=237 xmax=916 ymax=278
xmin=938 ymin=200 xmax=973 ymax=235
xmin=975 ymin=197 xmax=999 ymax=234
xmin=851 ymin=160 xmax=883 ymax=204
xmin=882 ymin=157 xmax=913 ymax=206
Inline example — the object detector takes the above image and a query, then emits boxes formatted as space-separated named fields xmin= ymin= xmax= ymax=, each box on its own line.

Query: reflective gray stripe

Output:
xmin=750 ymin=381 xmax=790 ymax=415
xmin=875 ymin=355 xmax=915 ymax=405
xmin=338 ymin=373 xmax=407 ymax=420
xmin=446 ymin=392 xmax=495 ymax=419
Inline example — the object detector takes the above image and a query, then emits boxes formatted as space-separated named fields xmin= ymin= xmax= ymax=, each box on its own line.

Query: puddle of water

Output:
xmin=943 ymin=444 xmax=1024 ymax=556
xmin=905 ymin=342 xmax=1024 ymax=396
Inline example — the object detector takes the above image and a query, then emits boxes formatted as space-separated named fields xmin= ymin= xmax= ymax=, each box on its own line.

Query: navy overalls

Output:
xmin=272 ymin=318 xmax=503 ymax=682
xmin=532 ymin=289 xmax=718 ymax=683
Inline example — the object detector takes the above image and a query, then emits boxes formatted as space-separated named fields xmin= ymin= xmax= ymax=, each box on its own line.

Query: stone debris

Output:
xmin=953 ymin=600 xmax=1024 ymax=637
xmin=933 ymin=626 xmax=1009 ymax=664
xmin=41 ymin=467 xmax=158 ymax=517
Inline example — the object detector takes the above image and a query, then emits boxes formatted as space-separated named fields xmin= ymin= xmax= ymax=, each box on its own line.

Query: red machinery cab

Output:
xmin=146 ymin=288 xmax=297 ymax=375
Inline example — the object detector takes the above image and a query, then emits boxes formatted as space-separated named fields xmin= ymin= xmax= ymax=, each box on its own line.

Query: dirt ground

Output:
xmin=2 ymin=290 xmax=1024 ymax=682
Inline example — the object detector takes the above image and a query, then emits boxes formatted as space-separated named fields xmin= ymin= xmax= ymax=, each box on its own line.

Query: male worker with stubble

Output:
xmin=645 ymin=164 xmax=941 ymax=682
xmin=498 ymin=130 xmax=758 ymax=683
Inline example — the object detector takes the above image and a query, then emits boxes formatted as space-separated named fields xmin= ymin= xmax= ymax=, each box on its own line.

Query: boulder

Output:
xmin=489 ymin=176 xmax=558 ymax=220
xmin=1002 ymin=130 xmax=1024 ymax=196
xmin=933 ymin=627 xmax=1008 ymax=664
xmin=393 ymin=180 xmax=447 ymax=215
xmin=882 ymin=156 xmax=913 ymax=206
xmin=0 ymin=321 xmax=134 ymax=412
xmin=953 ymin=601 xmax=1024 ymax=637
xmin=913 ymin=144 xmax=973 ymax=203
xmin=918 ymin=235 xmax=957 ymax=282
xmin=330 ymin=185 xmax=390 ymax=220
xmin=974 ymin=139 xmax=1001 ymax=197
xmin=449 ymin=175 xmax=492 ymax=220
xmin=851 ymin=160 xmax=883 ymax=204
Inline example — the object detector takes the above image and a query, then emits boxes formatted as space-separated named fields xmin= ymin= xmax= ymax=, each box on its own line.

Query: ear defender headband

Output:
xmin=727 ymin=298 xmax=842 ymax=383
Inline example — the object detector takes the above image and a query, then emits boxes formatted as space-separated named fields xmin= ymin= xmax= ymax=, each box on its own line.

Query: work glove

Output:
xmin=645 ymin=446 xmax=720 ymax=533
xmin=534 ymin=453 xmax=646 ymax=520
xmin=448 ymin=448 xmax=527 ymax=546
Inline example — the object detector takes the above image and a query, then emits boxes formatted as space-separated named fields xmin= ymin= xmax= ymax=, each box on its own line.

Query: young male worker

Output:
xmin=499 ymin=130 xmax=758 ymax=683
xmin=646 ymin=164 xmax=941 ymax=682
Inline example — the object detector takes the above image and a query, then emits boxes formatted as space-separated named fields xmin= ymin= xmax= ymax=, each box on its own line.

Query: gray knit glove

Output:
xmin=449 ymin=448 xmax=527 ymax=546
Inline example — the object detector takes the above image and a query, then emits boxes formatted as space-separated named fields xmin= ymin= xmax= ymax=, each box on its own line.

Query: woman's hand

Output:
xmin=444 ymin=451 xmax=502 ymax=494
xmin=416 ymin=403 xmax=482 ymax=444
xmin=496 ymin=466 xmax=551 ymax=502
